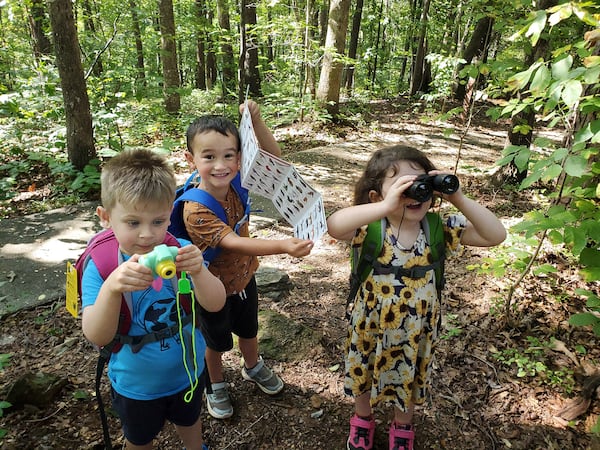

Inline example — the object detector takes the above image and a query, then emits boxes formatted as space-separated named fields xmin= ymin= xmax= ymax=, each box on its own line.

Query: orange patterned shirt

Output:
xmin=182 ymin=185 xmax=259 ymax=295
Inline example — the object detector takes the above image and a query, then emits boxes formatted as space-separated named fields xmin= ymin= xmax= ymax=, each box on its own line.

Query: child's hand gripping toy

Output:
xmin=139 ymin=244 xmax=179 ymax=290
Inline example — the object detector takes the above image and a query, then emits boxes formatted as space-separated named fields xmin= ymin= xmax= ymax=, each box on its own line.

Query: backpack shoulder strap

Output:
xmin=169 ymin=173 xmax=199 ymax=241
xmin=75 ymin=229 xmax=120 ymax=302
xmin=80 ymin=230 xmax=132 ymax=352
xmin=83 ymin=229 xmax=120 ymax=280
xmin=177 ymin=187 xmax=228 ymax=223
xmin=347 ymin=218 xmax=385 ymax=304
xmin=171 ymin=186 xmax=225 ymax=264
xmin=173 ymin=171 xmax=247 ymax=224
xmin=360 ymin=218 xmax=385 ymax=282
xmin=231 ymin=173 xmax=250 ymax=214
xmin=422 ymin=212 xmax=446 ymax=297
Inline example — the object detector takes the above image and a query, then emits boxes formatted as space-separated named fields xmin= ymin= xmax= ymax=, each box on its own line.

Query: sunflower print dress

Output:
xmin=344 ymin=214 xmax=466 ymax=411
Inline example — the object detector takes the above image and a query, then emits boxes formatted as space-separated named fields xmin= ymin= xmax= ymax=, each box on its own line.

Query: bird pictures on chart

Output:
xmin=239 ymin=104 xmax=328 ymax=242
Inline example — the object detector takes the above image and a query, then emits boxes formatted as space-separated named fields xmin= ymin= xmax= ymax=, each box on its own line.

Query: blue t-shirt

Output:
xmin=81 ymin=241 xmax=206 ymax=401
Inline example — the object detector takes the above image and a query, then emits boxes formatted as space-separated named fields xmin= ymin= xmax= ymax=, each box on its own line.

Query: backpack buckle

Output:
xmin=403 ymin=266 xmax=429 ymax=279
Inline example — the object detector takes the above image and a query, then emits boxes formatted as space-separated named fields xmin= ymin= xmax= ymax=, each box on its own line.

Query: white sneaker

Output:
xmin=205 ymin=382 xmax=233 ymax=419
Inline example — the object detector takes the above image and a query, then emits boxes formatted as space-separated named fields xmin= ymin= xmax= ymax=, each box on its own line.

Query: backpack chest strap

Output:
xmin=114 ymin=313 xmax=194 ymax=354
xmin=373 ymin=259 xmax=441 ymax=279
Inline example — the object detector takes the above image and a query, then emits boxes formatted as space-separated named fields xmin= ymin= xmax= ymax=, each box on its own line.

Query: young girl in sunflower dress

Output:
xmin=326 ymin=145 xmax=506 ymax=450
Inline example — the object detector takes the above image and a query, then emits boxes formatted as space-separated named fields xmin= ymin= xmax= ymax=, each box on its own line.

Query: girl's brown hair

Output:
xmin=354 ymin=145 xmax=436 ymax=205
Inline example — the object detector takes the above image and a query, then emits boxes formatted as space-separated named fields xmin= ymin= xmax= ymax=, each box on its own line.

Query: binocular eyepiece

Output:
xmin=405 ymin=174 xmax=459 ymax=203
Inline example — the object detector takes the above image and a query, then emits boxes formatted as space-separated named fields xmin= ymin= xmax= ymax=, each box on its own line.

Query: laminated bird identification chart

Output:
xmin=239 ymin=105 xmax=327 ymax=242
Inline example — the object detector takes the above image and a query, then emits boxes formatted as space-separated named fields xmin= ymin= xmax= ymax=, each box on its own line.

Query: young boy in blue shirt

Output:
xmin=180 ymin=101 xmax=314 ymax=419
xmin=81 ymin=149 xmax=225 ymax=450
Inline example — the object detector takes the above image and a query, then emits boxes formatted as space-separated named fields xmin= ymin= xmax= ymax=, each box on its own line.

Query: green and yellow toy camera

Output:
xmin=139 ymin=244 xmax=179 ymax=279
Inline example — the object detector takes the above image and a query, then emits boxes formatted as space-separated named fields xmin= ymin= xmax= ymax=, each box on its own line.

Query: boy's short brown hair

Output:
xmin=100 ymin=149 xmax=176 ymax=211
xmin=185 ymin=115 xmax=240 ymax=154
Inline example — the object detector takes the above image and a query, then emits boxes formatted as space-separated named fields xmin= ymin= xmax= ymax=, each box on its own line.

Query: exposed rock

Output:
xmin=255 ymin=266 xmax=292 ymax=301
xmin=5 ymin=371 xmax=68 ymax=409
xmin=256 ymin=309 xmax=323 ymax=362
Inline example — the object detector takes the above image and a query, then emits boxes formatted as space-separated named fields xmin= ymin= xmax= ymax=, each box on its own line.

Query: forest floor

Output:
xmin=1 ymin=98 xmax=600 ymax=449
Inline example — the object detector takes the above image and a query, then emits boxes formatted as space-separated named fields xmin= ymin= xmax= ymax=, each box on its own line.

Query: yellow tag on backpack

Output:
xmin=65 ymin=261 xmax=79 ymax=318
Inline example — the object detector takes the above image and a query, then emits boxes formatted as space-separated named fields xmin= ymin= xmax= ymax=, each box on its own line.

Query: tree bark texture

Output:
xmin=129 ymin=0 xmax=146 ymax=84
xmin=316 ymin=0 xmax=351 ymax=118
xmin=205 ymin=9 xmax=217 ymax=88
xmin=409 ymin=0 xmax=431 ymax=95
xmin=344 ymin=0 xmax=363 ymax=95
xmin=29 ymin=0 xmax=53 ymax=58
xmin=158 ymin=0 xmax=180 ymax=113
xmin=241 ymin=0 xmax=261 ymax=97
xmin=48 ymin=0 xmax=95 ymax=171
xmin=81 ymin=0 xmax=103 ymax=76
xmin=399 ymin=0 xmax=419 ymax=89
xmin=216 ymin=0 xmax=236 ymax=98
xmin=501 ymin=0 xmax=557 ymax=185
xmin=194 ymin=0 xmax=208 ymax=90
xmin=453 ymin=15 xmax=494 ymax=101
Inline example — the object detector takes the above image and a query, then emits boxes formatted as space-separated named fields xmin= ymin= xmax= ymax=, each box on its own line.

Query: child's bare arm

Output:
xmin=240 ymin=100 xmax=280 ymax=157
xmin=219 ymin=232 xmax=313 ymax=257
xmin=176 ymin=244 xmax=225 ymax=312
xmin=327 ymin=203 xmax=389 ymax=241
xmin=81 ymin=257 xmax=154 ymax=347
xmin=444 ymin=190 xmax=506 ymax=247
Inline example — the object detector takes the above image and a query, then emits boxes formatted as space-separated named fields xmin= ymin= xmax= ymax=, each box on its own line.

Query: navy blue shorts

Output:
xmin=198 ymin=276 xmax=259 ymax=352
xmin=111 ymin=380 xmax=204 ymax=446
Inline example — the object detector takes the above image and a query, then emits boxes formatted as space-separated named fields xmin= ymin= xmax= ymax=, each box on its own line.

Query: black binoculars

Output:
xmin=405 ymin=174 xmax=459 ymax=202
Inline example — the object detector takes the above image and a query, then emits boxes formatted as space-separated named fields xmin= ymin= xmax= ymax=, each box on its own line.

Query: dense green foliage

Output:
xmin=483 ymin=3 xmax=600 ymax=330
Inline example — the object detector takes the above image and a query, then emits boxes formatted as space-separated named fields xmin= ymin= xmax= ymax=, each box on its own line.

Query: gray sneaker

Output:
xmin=241 ymin=356 xmax=284 ymax=395
xmin=205 ymin=382 xmax=233 ymax=419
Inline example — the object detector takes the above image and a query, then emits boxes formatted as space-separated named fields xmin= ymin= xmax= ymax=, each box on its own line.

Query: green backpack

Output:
xmin=347 ymin=212 xmax=447 ymax=304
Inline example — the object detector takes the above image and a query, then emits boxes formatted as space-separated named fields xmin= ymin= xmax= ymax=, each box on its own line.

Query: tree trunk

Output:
xmin=409 ymin=0 xmax=431 ymax=95
xmin=316 ymin=0 xmax=351 ymax=118
xmin=344 ymin=0 xmax=363 ymax=95
xmin=216 ymin=0 xmax=236 ymax=99
xmin=81 ymin=0 xmax=103 ymax=76
xmin=300 ymin=0 xmax=314 ymax=101
xmin=399 ymin=0 xmax=418 ymax=90
xmin=498 ymin=0 xmax=557 ymax=185
xmin=239 ymin=0 xmax=247 ymax=102
xmin=319 ymin=0 xmax=329 ymax=47
xmin=158 ymin=0 xmax=180 ymax=114
xmin=307 ymin=7 xmax=320 ymax=97
xmin=194 ymin=0 xmax=208 ymax=90
xmin=129 ymin=0 xmax=146 ymax=86
xmin=206 ymin=10 xmax=217 ymax=88
xmin=241 ymin=0 xmax=261 ymax=98
xmin=450 ymin=0 xmax=466 ymax=56
xmin=48 ymin=0 xmax=95 ymax=171
xmin=29 ymin=0 xmax=53 ymax=59
xmin=453 ymin=15 xmax=494 ymax=101
xmin=369 ymin=0 xmax=384 ymax=89
xmin=266 ymin=9 xmax=274 ymax=65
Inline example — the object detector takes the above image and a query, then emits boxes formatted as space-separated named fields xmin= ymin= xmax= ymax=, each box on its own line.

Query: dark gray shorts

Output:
xmin=198 ymin=276 xmax=259 ymax=352
xmin=111 ymin=380 xmax=204 ymax=445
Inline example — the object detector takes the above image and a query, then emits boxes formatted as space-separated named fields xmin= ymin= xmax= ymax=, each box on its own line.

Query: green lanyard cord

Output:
xmin=177 ymin=271 xmax=199 ymax=403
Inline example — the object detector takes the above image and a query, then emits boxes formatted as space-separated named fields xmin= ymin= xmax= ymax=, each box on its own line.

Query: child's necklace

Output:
xmin=393 ymin=220 xmax=421 ymax=249
xmin=391 ymin=208 xmax=406 ymax=243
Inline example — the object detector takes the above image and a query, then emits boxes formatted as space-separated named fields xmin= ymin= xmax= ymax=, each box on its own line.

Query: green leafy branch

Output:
xmin=486 ymin=1 xmax=600 ymax=326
